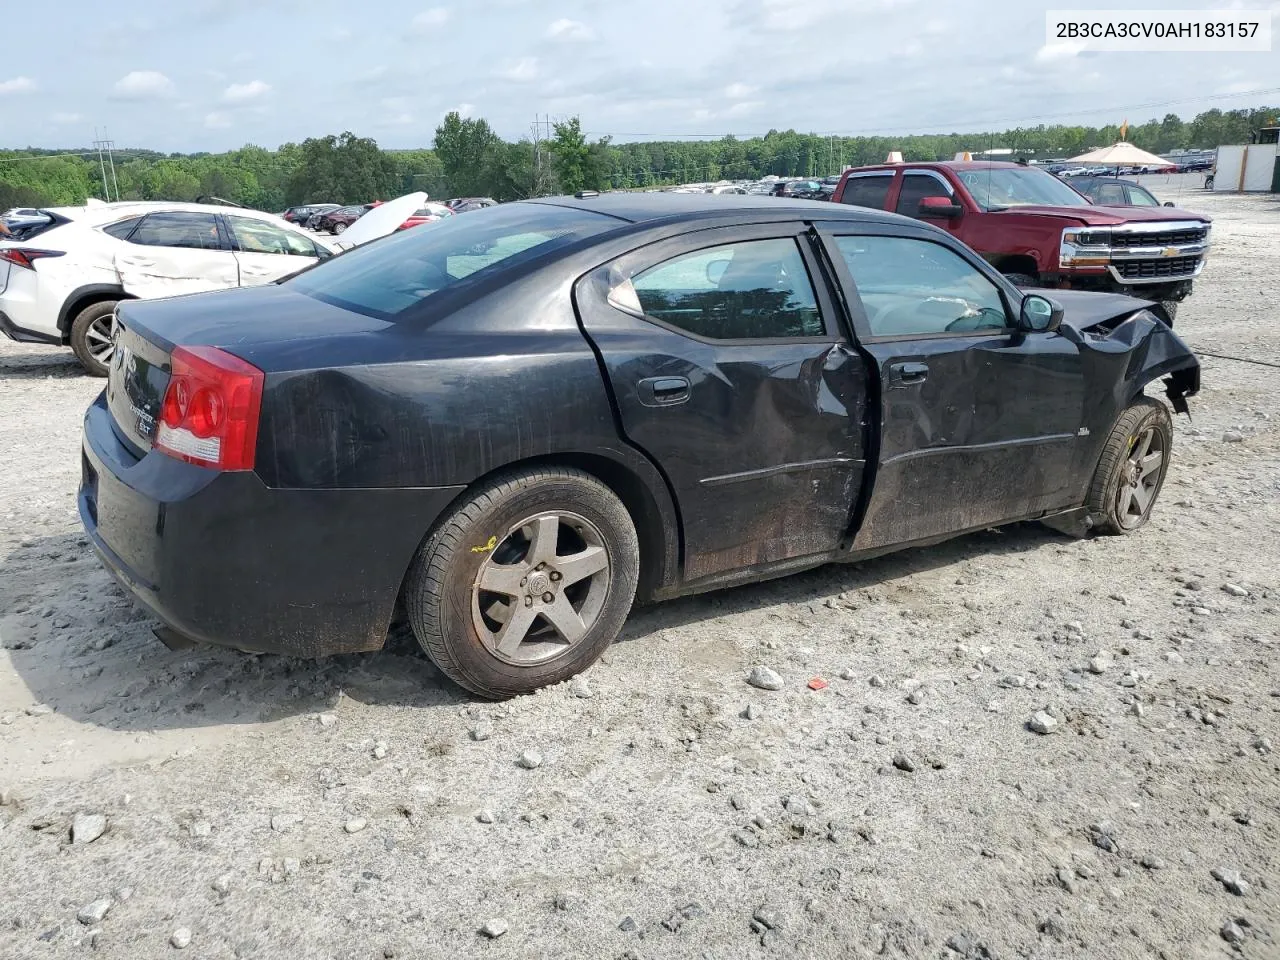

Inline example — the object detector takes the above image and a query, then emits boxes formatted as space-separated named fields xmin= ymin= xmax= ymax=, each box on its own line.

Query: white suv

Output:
xmin=0 ymin=202 xmax=337 ymax=375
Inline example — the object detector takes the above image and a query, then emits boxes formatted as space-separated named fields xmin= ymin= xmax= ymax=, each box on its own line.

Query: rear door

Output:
xmin=114 ymin=212 xmax=239 ymax=297
xmin=836 ymin=171 xmax=895 ymax=210
xmin=817 ymin=222 xmax=1086 ymax=550
xmin=224 ymin=214 xmax=326 ymax=285
xmin=576 ymin=223 xmax=870 ymax=584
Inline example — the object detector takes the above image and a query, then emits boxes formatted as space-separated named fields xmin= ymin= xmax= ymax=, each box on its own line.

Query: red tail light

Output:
xmin=154 ymin=346 xmax=264 ymax=471
xmin=0 ymin=248 xmax=65 ymax=270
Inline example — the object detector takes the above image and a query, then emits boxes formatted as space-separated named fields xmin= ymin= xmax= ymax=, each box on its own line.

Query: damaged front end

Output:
xmin=1052 ymin=290 xmax=1201 ymax=416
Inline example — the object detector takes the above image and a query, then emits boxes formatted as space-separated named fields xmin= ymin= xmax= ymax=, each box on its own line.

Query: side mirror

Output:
xmin=918 ymin=196 xmax=963 ymax=219
xmin=1019 ymin=294 xmax=1063 ymax=333
xmin=706 ymin=259 xmax=730 ymax=285
xmin=1163 ymin=201 xmax=1175 ymax=207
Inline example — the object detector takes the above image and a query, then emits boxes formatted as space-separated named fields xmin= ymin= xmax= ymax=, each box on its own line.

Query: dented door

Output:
xmin=575 ymin=224 xmax=868 ymax=584
xmin=113 ymin=212 xmax=239 ymax=298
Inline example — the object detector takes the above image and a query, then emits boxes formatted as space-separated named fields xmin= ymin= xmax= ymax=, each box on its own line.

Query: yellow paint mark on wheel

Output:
xmin=471 ymin=535 xmax=498 ymax=554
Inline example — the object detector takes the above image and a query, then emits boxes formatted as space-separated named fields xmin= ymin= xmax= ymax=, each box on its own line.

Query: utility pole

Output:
xmin=92 ymin=128 xmax=120 ymax=202
xmin=530 ymin=114 xmax=554 ymax=197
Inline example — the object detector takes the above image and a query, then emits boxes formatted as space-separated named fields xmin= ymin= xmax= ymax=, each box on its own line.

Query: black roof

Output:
xmin=528 ymin=192 xmax=908 ymax=227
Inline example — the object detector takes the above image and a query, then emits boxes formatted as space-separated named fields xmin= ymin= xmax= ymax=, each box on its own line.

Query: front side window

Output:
xmin=287 ymin=202 xmax=613 ymax=319
xmin=226 ymin=215 xmax=320 ymax=257
xmin=1094 ymin=182 xmax=1127 ymax=205
xmin=835 ymin=235 xmax=1009 ymax=338
xmin=839 ymin=174 xmax=892 ymax=209
xmin=627 ymin=238 xmax=823 ymax=340
xmin=896 ymin=173 xmax=952 ymax=217
xmin=129 ymin=213 xmax=222 ymax=250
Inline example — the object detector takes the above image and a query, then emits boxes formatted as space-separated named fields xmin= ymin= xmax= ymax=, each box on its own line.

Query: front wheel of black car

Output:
xmin=1085 ymin=397 xmax=1173 ymax=535
xmin=405 ymin=467 xmax=640 ymax=699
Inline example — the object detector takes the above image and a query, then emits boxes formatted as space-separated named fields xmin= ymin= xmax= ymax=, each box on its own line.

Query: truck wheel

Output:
xmin=1002 ymin=273 xmax=1040 ymax=288
xmin=1084 ymin=397 xmax=1173 ymax=535
xmin=1158 ymin=300 xmax=1178 ymax=324
xmin=404 ymin=466 xmax=639 ymax=699
xmin=70 ymin=300 xmax=119 ymax=377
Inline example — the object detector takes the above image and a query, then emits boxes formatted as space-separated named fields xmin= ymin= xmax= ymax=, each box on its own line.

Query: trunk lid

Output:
xmin=107 ymin=285 xmax=388 ymax=455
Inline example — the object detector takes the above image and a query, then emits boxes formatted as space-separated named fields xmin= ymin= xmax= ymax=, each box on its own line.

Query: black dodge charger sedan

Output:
xmin=80 ymin=194 xmax=1199 ymax=698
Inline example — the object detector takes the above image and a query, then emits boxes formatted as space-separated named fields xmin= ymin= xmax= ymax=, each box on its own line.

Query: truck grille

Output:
xmin=1113 ymin=256 xmax=1201 ymax=280
xmin=1110 ymin=227 xmax=1208 ymax=248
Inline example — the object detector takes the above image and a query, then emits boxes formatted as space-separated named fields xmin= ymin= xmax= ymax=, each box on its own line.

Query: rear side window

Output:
xmin=1094 ymin=182 xmax=1126 ymax=205
xmin=129 ymin=213 xmax=222 ymax=250
xmin=286 ymin=202 xmax=613 ymax=319
xmin=628 ymin=238 xmax=823 ymax=340
xmin=840 ymin=175 xmax=893 ymax=209
xmin=102 ymin=217 xmax=142 ymax=240
xmin=895 ymin=173 xmax=952 ymax=217
xmin=1127 ymin=185 xmax=1159 ymax=206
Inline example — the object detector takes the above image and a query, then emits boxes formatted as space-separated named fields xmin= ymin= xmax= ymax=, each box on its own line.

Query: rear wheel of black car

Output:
xmin=70 ymin=300 xmax=119 ymax=377
xmin=1085 ymin=397 xmax=1173 ymax=535
xmin=405 ymin=467 xmax=640 ymax=699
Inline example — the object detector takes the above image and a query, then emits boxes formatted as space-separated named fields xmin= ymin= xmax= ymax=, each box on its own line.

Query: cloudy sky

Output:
xmin=1 ymin=0 xmax=1277 ymax=151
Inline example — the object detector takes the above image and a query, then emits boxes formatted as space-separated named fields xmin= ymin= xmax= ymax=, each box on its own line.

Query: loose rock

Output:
xmin=212 ymin=873 xmax=233 ymax=895
xmin=72 ymin=813 xmax=108 ymax=845
xmin=189 ymin=820 xmax=212 ymax=839
xmin=1221 ymin=919 xmax=1246 ymax=943
xmin=517 ymin=749 xmax=543 ymax=769
xmin=171 ymin=928 xmax=192 ymax=950
xmin=783 ymin=795 xmax=814 ymax=816
xmin=570 ymin=677 xmax=594 ymax=699
xmin=372 ymin=741 xmax=388 ymax=760
xmin=1212 ymin=867 xmax=1250 ymax=896
xmin=746 ymin=666 xmax=784 ymax=691
xmin=476 ymin=809 xmax=495 ymax=824
xmin=77 ymin=899 xmax=113 ymax=925
xmin=1222 ymin=583 xmax=1249 ymax=597
xmin=479 ymin=919 xmax=508 ymax=939
xmin=344 ymin=818 xmax=368 ymax=834
xmin=1028 ymin=711 xmax=1060 ymax=735
xmin=892 ymin=753 xmax=917 ymax=773
xmin=906 ymin=688 xmax=926 ymax=705
xmin=470 ymin=721 xmax=493 ymax=742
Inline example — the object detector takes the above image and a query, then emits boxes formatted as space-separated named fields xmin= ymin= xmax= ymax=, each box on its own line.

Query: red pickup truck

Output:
xmin=830 ymin=161 xmax=1210 ymax=318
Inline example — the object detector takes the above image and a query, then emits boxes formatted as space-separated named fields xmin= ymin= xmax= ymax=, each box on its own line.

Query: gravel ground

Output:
xmin=1 ymin=183 xmax=1278 ymax=960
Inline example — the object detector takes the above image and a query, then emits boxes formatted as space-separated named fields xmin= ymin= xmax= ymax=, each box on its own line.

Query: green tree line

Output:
xmin=3 ymin=105 xmax=1275 ymax=211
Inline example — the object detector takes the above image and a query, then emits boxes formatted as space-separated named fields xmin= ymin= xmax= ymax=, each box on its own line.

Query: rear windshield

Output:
xmin=286 ymin=202 xmax=614 ymax=319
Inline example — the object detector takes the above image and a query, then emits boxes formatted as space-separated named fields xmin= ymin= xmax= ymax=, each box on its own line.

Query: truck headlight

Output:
xmin=1060 ymin=226 xmax=1111 ymax=268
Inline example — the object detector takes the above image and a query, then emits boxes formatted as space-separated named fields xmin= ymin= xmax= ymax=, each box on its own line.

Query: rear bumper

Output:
xmin=79 ymin=392 xmax=464 ymax=658
xmin=0 ymin=308 xmax=61 ymax=345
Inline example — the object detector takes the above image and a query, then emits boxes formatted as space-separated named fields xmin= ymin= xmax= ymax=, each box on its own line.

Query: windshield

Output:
xmin=956 ymin=167 xmax=1090 ymax=210
xmin=287 ymin=202 xmax=614 ymax=320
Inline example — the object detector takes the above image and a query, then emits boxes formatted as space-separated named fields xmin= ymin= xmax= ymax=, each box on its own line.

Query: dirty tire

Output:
xmin=1158 ymin=300 xmax=1179 ymax=324
xmin=69 ymin=300 xmax=119 ymax=377
xmin=405 ymin=467 xmax=639 ymax=699
xmin=1002 ymin=272 xmax=1040 ymax=288
xmin=1085 ymin=397 xmax=1173 ymax=536
xmin=333 ymin=222 xmax=346 ymax=235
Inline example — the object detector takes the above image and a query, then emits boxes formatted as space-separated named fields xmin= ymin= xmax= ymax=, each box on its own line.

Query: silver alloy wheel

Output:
xmin=1117 ymin=426 xmax=1164 ymax=529
xmin=86 ymin=312 xmax=116 ymax=365
xmin=471 ymin=511 xmax=612 ymax=666
xmin=333 ymin=222 xmax=346 ymax=234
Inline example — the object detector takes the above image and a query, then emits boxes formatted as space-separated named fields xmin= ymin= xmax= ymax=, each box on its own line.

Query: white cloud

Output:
xmin=222 ymin=80 xmax=271 ymax=103
xmin=725 ymin=100 xmax=763 ymax=117
xmin=923 ymin=18 xmax=947 ymax=34
xmin=546 ymin=18 xmax=594 ymax=41
xmin=724 ymin=82 xmax=757 ymax=99
xmin=204 ymin=111 xmax=232 ymax=129
xmin=112 ymin=70 xmax=175 ymax=100
xmin=1035 ymin=41 xmax=1087 ymax=62
xmin=497 ymin=57 xmax=539 ymax=82
xmin=411 ymin=7 xmax=450 ymax=31
xmin=0 ymin=76 xmax=38 ymax=96
xmin=444 ymin=102 xmax=475 ymax=118
xmin=51 ymin=112 xmax=83 ymax=125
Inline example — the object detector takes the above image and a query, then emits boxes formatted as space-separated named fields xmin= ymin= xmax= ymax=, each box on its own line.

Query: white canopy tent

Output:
xmin=1068 ymin=142 xmax=1170 ymax=167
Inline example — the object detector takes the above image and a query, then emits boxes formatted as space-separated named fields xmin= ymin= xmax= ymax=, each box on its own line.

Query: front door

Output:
xmin=817 ymin=223 xmax=1086 ymax=551
xmin=575 ymin=224 xmax=869 ymax=584
xmin=223 ymin=214 xmax=325 ymax=286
